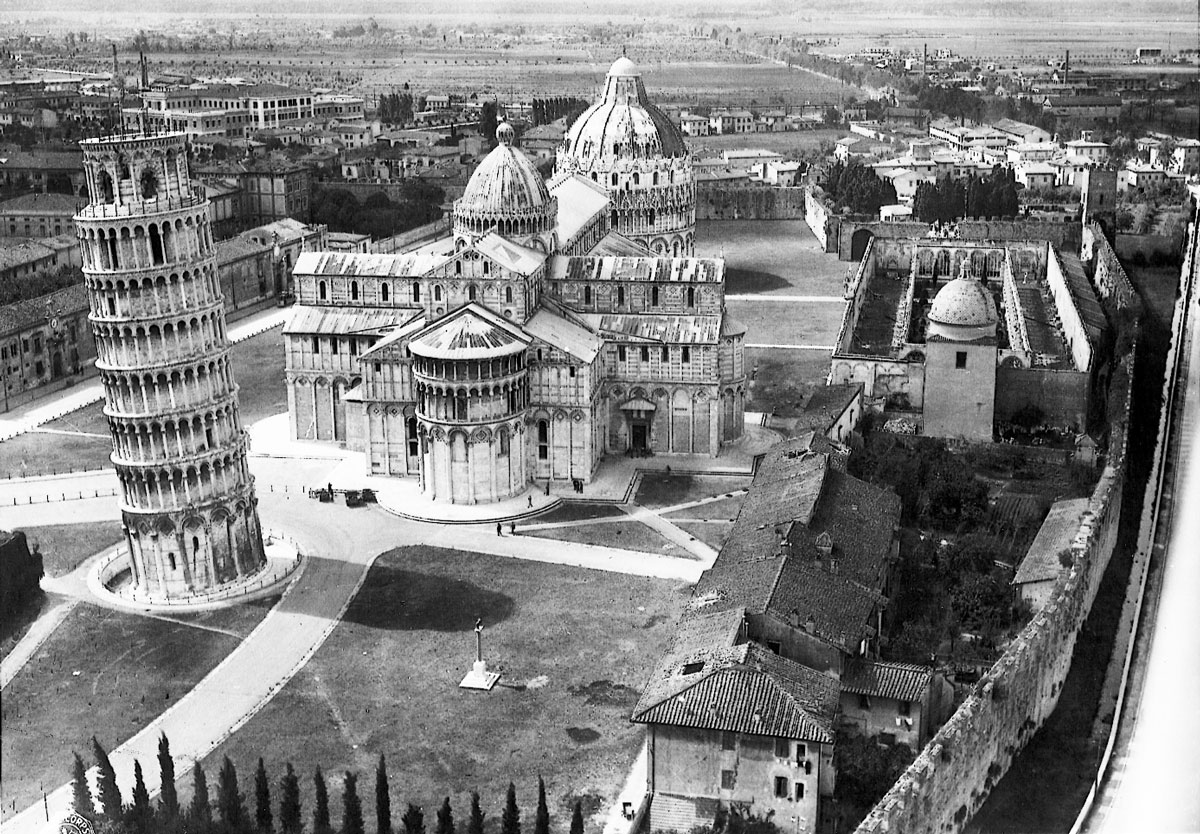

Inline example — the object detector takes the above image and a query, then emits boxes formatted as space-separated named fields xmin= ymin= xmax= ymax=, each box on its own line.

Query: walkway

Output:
xmin=0 ymin=595 xmax=77 ymax=690
xmin=0 ymin=307 xmax=287 ymax=443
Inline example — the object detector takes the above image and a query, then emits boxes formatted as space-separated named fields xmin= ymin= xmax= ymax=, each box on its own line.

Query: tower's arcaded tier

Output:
xmin=75 ymin=132 xmax=265 ymax=599
xmin=558 ymin=58 xmax=696 ymax=256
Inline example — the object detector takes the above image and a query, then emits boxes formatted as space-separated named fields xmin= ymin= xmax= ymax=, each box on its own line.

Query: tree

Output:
xmin=313 ymin=769 xmax=332 ymax=834
xmin=342 ymin=773 xmax=365 ymax=834
xmin=401 ymin=804 xmax=424 ymax=834
xmin=92 ymin=737 xmax=122 ymax=820
xmin=435 ymin=799 xmax=454 ymax=834
xmin=71 ymin=752 xmax=95 ymax=820
xmin=833 ymin=732 xmax=915 ymax=809
xmin=158 ymin=733 xmax=179 ymax=821
xmin=533 ymin=779 xmax=548 ymax=834
xmin=479 ymin=101 xmax=499 ymax=144
xmin=191 ymin=763 xmax=213 ymax=826
xmin=279 ymin=764 xmax=302 ymax=834
xmin=569 ymin=803 xmax=583 ymax=834
xmin=129 ymin=760 xmax=152 ymax=834
xmin=256 ymin=759 xmax=273 ymax=833
xmin=217 ymin=756 xmax=248 ymax=832
xmin=375 ymin=756 xmax=392 ymax=834
xmin=466 ymin=793 xmax=484 ymax=834
xmin=501 ymin=784 xmax=520 ymax=834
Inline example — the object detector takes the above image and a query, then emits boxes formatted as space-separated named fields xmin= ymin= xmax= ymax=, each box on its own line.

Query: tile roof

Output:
xmin=550 ymin=255 xmax=724 ymax=284
xmin=0 ymin=281 xmax=88 ymax=337
xmin=840 ymin=659 xmax=932 ymax=702
xmin=283 ymin=305 xmax=407 ymax=337
xmin=587 ymin=231 xmax=653 ymax=257
xmin=549 ymin=173 xmax=609 ymax=245
xmin=474 ymin=233 xmax=546 ymax=276
xmin=524 ymin=307 xmax=602 ymax=362
xmin=408 ymin=302 xmax=532 ymax=359
xmin=1014 ymin=497 xmax=1090 ymax=586
xmin=214 ymin=237 xmax=270 ymax=264
xmin=293 ymin=249 xmax=450 ymax=279
xmin=633 ymin=636 xmax=839 ymax=743
xmin=0 ymin=238 xmax=55 ymax=270
xmin=0 ymin=192 xmax=81 ymax=214
xmin=582 ymin=313 xmax=721 ymax=345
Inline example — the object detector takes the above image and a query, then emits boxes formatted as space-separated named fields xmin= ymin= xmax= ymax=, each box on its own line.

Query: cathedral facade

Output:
xmin=285 ymin=59 xmax=745 ymax=503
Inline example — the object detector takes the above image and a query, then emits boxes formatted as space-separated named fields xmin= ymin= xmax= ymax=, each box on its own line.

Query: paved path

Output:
xmin=619 ymin=504 xmax=718 ymax=563
xmin=0 ymin=308 xmax=286 ymax=443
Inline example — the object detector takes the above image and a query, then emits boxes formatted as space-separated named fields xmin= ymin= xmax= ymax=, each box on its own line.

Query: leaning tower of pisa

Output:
xmin=74 ymin=132 xmax=265 ymax=599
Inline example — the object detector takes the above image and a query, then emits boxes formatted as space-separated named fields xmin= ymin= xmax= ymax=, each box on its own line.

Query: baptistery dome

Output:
xmin=557 ymin=58 xmax=696 ymax=256
xmin=454 ymin=122 xmax=557 ymax=251
xmin=927 ymin=277 xmax=998 ymax=341
xmin=562 ymin=58 xmax=688 ymax=162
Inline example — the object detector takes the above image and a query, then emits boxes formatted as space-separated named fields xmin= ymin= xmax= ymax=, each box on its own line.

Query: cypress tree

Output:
xmin=130 ymin=759 xmax=152 ymax=834
xmin=70 ymin=752 xmax=94 ymax=820
xmin=255 ymin=758 xmax=273 ymax=833
xmin=279 ymin=763 xmax=302 ymax=834
xmin=569 ymin=803 xmax=583 ymax=834
xmin=533 ymin=779 xmax=548 ymax=834
xmin=91 ymin=736 xmax=122 ymax=820
xmin=400 ymin=804 xmax=424 ymax=834
xmin=191 ymin=763 xmax=213 ymax=825
xmin=342 ymin=773 xmax=364 ymax=834
xmin=466 ymin=793 xmax=483 ymax=834
xmin=501 ymin=784 xmax=520 ymax=834
xmin=434 ymin=798 xmax=454 ymax=834
xmin=158 ymin=733 xmax=179 ymax=821
xmin=217 ymin=756 xmax=247 ymax=832
xmin=313 ymin=768 xmax=332 ymax=834
xmin=374 ymin=756 xmax=391 ymax=834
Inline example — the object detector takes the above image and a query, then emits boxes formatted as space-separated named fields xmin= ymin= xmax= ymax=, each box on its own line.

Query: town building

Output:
xmin=0 ymin=191 xmax=80 ymax=237
xmin=0 ymin=282 xmax=94 ymax=401
xmin=74 ymin=131 xmax=266 ymax=599
xmin=1012 ymin=497 xmax=1091 ymax=611
xmin=828 ymin=233 xmax=1106 ymax=441
xmin=0 ymin=149 xmax=87 ymax=196
xmin=0 ymin=234 xmax=79 ymax=282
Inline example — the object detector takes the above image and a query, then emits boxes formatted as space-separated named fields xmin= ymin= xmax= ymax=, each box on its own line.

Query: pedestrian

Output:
xmin=545 ymin=482 xmax=550 ymax=496
xmin=509 ymin=522 xmax=516 ymax=535
xmin=527 ymin=495 xmax=533 ymax=508
xmin=496 ymin=522 xmax=502 ymax=536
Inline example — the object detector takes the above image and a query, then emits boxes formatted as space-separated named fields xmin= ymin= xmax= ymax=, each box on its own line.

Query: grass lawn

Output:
xmin=727 ymin=298 xmax=844 ymax=346
xmin=199 ymin=547 xmax=687 ymax=833
xmin=19 ymin=520 xmax=127 ymax=576
xmin=670 ymin=520 xmax=734 ymax=552
xmin=530 ymin=504 xmax=627 ymax=524
xmin=0 ymin=326 xmax=287 ymax=478
xmin=0 ymin=597 xmax=276 ymax=822
xmin=524 ymin=520 xmax=693 ymax=559
xmin=0 ymin=592 xmax=50 ymax=664
xmin=662 ymin=495 xmax=746 ymax=521
xmin=633 ymin=473 xmax=749 ymax=510
xmin=746 ymin=347 xmax=835 ymax=415
xmin=697 ymin=219 xmax=848 ymax=298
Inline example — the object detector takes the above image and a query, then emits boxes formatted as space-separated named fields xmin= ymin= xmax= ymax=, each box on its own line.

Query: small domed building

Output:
xmin=556 ymin=57 xmax=696 ymax=256
xmin=922 ymin=276 xmax=1000 ymax=441
xmin=285 ymin=82 xmax=747 ymax=504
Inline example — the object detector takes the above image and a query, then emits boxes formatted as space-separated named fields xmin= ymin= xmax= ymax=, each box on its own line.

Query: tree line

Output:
xmin=818 ymin=159 xmax=898 ymax=216
xmin=911 ymin=168 xmax=1020 ymax=223
xmin=529 ymin=99 xmax=588 ymax=128
xmin=310 ymin=184 xmax=445 ymax=241
xmin=378 ymin=94 xmax=417 ymax=127
xmin=71 ymin=735 xmax=586 ymax=834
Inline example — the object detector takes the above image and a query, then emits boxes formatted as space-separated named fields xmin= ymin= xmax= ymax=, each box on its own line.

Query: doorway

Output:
xmin=631 ymin=422 xmax=648 ymax=452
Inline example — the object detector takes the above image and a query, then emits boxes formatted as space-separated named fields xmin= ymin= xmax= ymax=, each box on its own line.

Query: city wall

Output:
xmin=835 ymin=218 xmax=1082 ymax=261
xmin=855 ymin=337 xmax=1135 ymax=834
xmin=695 ymin=185 xmax=807 ymax=221
xmin=1082 ymin=223 xmax=1139 ymax=312
xmin=804 ymin=187 xmax=837 ymax=253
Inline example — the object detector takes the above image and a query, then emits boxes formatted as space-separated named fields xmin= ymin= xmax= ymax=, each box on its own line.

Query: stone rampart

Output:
xmin=855 ymin=332 xmax=1136 ymax=834
xmin=696 ymin=185 xmax=807 ymax=221
xmin=804 ymin=187 xmax=837 ymax=252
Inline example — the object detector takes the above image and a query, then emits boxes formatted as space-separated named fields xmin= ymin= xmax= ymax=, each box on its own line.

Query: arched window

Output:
xmin=610 ymin=210 xmax=619 ymax=228
xmin=687 ymin=287 xmax=695 ymax=308
xmin=381 ymin=282 xmax=390 ymax=302
xmin=505 ymin=286 xmax=513 ymax=304
xmin=139 ymin=166 xmax=158 ymax=199
xmin=468 ymin=285 xmax=477 ymax=302
xmin=651 ymin=287 xmax=659 ymax=307
xmin=617 ymin=286 xmax=625 ymax=306
xmin=168 ymin=552 xmax=176 ymax=570
xmin=648 ymin=209 xmax=656 ymax=226
xmin=611 ymin=173 xmax=619 ymax=186
xmin=499 ymin=427 xmax=510 ymax=455
xmin=319 ymin=280 xmax=327 ymax=301
xmin=406 ymin=417 xmax=419 ymax=458
xmin=351 ymin=281 xmax=359 ymax=301
xmin=434 ymin=285 xmax=443 ymax=301
xmin=633 ymin=173 xmax=640 ymax=185
xmin=584 ymin=285 xmax=592 ymax=305
xmin=537 ymin=419 xmax=549 ymax=460
xmin=455 ymin=389 xmax=468 ymax=420
xmin=456 ymin=260 xmax=462 ymax=275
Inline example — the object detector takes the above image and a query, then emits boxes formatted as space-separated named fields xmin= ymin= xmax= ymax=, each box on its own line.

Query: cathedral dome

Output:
xmin=561 ymin=58 xmax=688 ymax=163
xmin=454 ymin=123 xmax=557 ymax=249
xmin=458 ymin=123 xmax=553 ymax=215
xmin=927 ymin=277 xmax=998 ymax=341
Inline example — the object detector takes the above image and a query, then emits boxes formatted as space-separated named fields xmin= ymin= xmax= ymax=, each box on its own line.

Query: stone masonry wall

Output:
xmin=805 ymin=187 xmax=836 ymax=252
xmin=855 ymin=343 xmax=1136 ymax=834
xmin=696 ymin=185 xmax=808 ymax=221
xmin=1082 ymin=223 xmax=1139 ymax=311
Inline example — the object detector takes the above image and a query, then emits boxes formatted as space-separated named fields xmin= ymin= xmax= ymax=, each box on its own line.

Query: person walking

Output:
xmin=496 ymin=522 xmax=502 ymax=536
xmin=527 ymin=495 xmax=533 ymax=508
xmin=509 ymin=522 xmax=516 ymax=535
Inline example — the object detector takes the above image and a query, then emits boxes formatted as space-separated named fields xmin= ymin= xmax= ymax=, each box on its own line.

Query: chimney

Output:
xmin=815 ymin=531 xmax=833 ymax=559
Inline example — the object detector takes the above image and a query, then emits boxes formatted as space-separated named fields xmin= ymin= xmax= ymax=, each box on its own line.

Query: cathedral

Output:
xmin=284 ymin=58 xmax=747 ymax=503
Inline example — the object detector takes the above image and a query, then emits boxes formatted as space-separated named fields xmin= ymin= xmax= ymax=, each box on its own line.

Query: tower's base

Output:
xmin=459 ymin=660 xmax=500 ymax=691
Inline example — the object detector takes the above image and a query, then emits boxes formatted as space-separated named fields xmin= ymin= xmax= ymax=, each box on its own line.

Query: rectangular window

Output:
xmin=720 ymin=770 xmax=736 ymax=791
xmin=773 ymin=776 xmax=788 ymax=799
xmin=721 ymin=732 xmax=736 ymax=751
xmin=330 ymin=339 xmax=339 ymax=355
xmin=858 ymin=694 xmax=871 ymax=710
xmin=682 ymin=346 xmax=690 ymax=363
xmin=766 ymin=640 xmax=781 ymax=655
xmin=311 ymin=337 xmax=319 ymax=354
xmin=899 ymin=700 xmax=911 ymax=717
xmin=569 ymin=366 xmax=576 ymax=378
xmin=955 ymin=351 xmax=967 ymax=369
xmin=640 ymin=346 xmax=649 ymax=362
xmin=774 ymin=738 xmax=790 ymax=758
xmin=618 ymin=346 xmax=626 ymax=362
xmin=349 ymin=340 xmax=358 ymax=357
xmin=795 ymin=783 xmax=805 ymax=801
xmin=662 ymin=346 xmax=669 ymax=361
xmin=796 ymin=743 xmax=807 ymax=760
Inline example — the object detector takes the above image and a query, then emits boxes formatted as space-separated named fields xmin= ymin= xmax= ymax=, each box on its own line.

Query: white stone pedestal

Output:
xmin=459 ymin=660 xmax=500 ymax=691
